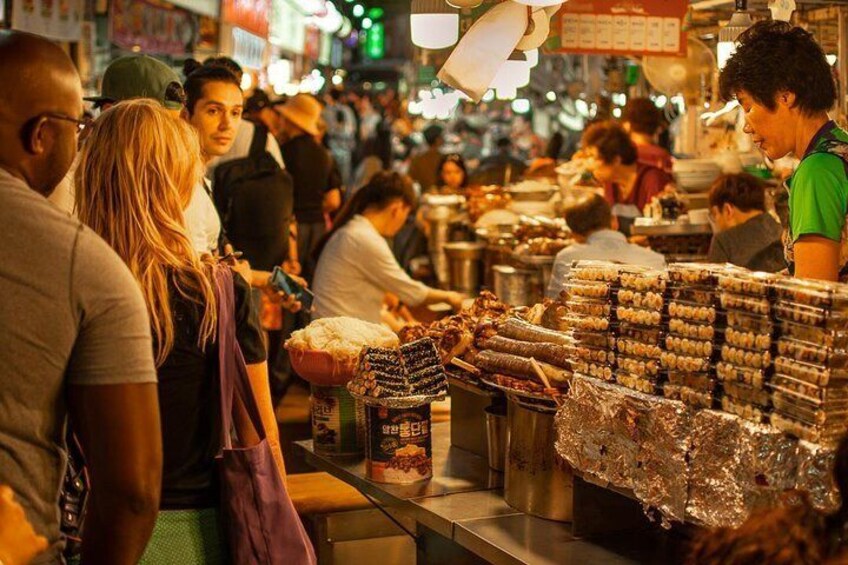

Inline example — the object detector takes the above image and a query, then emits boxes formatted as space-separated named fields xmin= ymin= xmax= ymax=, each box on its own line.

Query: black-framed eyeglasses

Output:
xmin=42 ymin=112 xmax=92 ymax=134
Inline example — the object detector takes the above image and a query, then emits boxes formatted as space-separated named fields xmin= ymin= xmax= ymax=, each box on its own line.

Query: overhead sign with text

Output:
xmin=551 ymin=0 xmax=688 ymax=58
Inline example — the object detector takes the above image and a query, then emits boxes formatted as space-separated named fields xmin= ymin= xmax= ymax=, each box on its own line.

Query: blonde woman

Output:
xmin=75 ymin=99 xmax=285 ymax=563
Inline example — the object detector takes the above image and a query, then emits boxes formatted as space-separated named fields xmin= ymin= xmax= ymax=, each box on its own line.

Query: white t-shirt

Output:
xmin=312 ymin=215 xmax=429 ymax=324
xmin=207 ymin=120 xmax=285 ymax=176
xmin=184 ymin=180 xmax=221 ymax=254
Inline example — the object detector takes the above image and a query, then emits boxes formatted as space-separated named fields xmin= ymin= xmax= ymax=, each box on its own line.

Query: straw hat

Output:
xmin=279 ymin=94 xmax=322 ymax=137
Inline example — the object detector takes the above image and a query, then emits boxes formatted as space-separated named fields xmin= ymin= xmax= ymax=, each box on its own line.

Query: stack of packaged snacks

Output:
xmin=716 ymin=269 xmax=776 ymax=423
xmin=771 ymin=279 xmax=848 ymax=445
xmin=562 ymin=261 xmax=620 ymax=382
xmin=615 ymin=267 xmax=667 ymax=394
xmin=662 ymin=264 xmax=723 ymax=408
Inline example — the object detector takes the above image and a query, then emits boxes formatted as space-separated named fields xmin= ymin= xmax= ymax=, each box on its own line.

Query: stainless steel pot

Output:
xmin=492 ymin=265 xmax=542 ymax=306
xmin=443 ymin=242 xmax=485 ymax=294
xmin=504 ymin=397 xmax=573 ymax=522
xmin=485 ymin=405 xmax=507 ymax=472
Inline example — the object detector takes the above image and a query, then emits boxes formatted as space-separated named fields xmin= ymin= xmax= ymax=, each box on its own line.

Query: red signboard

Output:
xmin=550 ymin=0 xmax=688 ymax=58
xmin=222 ymin=0 xmax=269 ymax=39
xmin=110 ymin=0 xmax=196 ymax=55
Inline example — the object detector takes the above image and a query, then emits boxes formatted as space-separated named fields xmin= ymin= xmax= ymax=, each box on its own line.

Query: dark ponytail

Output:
xmin=313 ymin=172 xmax=416 ymax=262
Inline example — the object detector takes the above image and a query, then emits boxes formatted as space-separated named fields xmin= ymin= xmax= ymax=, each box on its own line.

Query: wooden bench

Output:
xmin=288 ymin=472 xmax=372 ymax=516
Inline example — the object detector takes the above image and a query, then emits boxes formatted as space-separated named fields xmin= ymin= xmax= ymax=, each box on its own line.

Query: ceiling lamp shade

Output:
xmin=411 ymin=0 xmax=460 ymax=50
xmin=446 ymin=0 xmax=483 ymax=7
xmin=717 ymin=0 xmax=753 ymax=69
xmin=491 ymin=55 xmax=531 ymax=91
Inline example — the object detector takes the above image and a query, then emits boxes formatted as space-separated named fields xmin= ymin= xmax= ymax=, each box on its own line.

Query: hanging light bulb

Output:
xmin=717 ymin=0 xmax=753 ymax=70
xmin=410 ymin=0 xmax=459 ymax=50
xmin=525 ymin=48 xmax=539 ymax=68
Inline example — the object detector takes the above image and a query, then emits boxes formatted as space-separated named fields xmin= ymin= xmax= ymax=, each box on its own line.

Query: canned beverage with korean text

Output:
xmin=310 ymin=384 xmax=365 ymax=457
xmin=365 ymin=404 xmax=433 ymax=484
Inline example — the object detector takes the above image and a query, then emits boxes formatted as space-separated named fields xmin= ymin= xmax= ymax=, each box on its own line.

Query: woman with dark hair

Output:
xmin=720 ymin=21 xmax=848 ymax=282
xmin=435 ymin=153 xmax=468 ymax=194
xmin=312 ymin=172 xmax=464 ymax=323
xmin=581 ymin=121 xmax=675 ymax=235
xmin=621 ymin=97 xmax=672 ymax=173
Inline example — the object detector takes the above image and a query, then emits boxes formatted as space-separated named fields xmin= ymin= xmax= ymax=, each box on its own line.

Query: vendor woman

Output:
xmin=720 ymin=21 xmax=848 ymax=282
xmin=312 ymin=171 xmax=465 ymax=324
xmin=581 ymin=121 xmax=674 ymax=235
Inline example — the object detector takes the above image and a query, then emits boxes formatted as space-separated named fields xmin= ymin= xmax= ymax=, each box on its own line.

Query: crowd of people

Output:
xmin=3 ymin=16 xmax=848 ymax=565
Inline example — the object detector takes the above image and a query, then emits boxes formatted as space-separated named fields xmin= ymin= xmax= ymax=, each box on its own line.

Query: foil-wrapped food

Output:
xmin=555 ymin=377 xmax=690 ymax=521
xmin=687 ymin=410 xmax=798 ymax=528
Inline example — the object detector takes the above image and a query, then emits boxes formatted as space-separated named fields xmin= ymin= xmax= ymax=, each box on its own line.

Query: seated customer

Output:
xmin=707 ymin=173 xmax=785 ymax=272
xmin=546 ymin=194 xmax=665 ymax=298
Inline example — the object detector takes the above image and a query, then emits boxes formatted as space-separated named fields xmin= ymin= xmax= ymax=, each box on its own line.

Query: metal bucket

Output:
xmin=504 ymin=398 xmax=573 ymax=522
xmin=443 ymin=242 xmax=485 ymax=294
xmin=492 ymin=265 xmax=542 ymax=306
xmin=485 ymin=405 xmax=507 ymax=472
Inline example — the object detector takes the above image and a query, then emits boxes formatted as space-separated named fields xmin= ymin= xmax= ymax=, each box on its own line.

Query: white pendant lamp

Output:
xmin=491 ymin=53 xmax=531 ymax=91
xmin=411 ymin=0 xmax=460 ymax=50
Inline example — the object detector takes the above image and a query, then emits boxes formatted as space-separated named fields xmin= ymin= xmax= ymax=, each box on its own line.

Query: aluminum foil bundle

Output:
xmin=687 ymin=410 xmax=798 ymax=527
xmin=629 ymin=391 xmax=690 ymax=522
xmin=555 ymin=376 xmax=636 ymax=489
xmin=556 ymin=377 xmax=690 ymax=521
xmin=796 ymin=440 xmax=840 ymax=513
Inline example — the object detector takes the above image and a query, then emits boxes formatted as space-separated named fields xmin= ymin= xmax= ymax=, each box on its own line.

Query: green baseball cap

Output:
xmin=85 ymin=55 xmax=184 ymax=110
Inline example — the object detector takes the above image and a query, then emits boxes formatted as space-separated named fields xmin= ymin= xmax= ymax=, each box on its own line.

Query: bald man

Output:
xmin=0 ymin=31 xmax=161 ymax=564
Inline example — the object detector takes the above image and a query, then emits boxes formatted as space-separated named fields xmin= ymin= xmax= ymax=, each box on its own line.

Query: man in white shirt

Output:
xmin=547 ymin=194 xmax=665 ymax=298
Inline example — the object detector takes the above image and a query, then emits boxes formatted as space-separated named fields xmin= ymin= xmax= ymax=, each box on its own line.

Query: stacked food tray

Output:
xmin=662 ymin=264 xmax=724 ymax=408
xmin=716 ymin=269 xmax=776 ymax=423
xmin=770 ymin=279 xmax=848 ymax=445
xmin=562 ymin=261 xmax=620 ymax=382
xmin=614 ymin=267 xmax=667 ymax=394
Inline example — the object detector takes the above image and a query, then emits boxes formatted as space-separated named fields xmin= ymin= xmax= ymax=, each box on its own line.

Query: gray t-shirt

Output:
xmin=707 ymin=212 xmax=786 ymax=273
xmin=0 ymin=168 xmax=157 ymax=563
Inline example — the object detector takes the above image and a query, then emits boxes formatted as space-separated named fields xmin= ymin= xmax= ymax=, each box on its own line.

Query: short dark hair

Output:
xmin=423 ymin=124 xmax=444 ymax=146
xmin=202 ymin=57 xmax=244 ymax=82
xmin=582 ymin=121 xmax=638 ymax=165
xmin=708 ymin=173 xmax=767 ymax=213
xmin=719 ymin=21 xmax=836 ymax=114
xmin=184 ymin=67 xmax=241 ymax=115
xmin=622 ymin=98 xmax=663 ymax=136
xmin=565 ymin=194 xmax=612 ymax=236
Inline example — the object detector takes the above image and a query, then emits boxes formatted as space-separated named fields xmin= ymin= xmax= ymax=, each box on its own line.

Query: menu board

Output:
xmin=551 ymin=0 xmax=688 ymax=57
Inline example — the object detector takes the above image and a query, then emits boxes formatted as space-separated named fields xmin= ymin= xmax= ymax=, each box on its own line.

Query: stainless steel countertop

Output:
xmin=296 ymin=422 xmax=671 ymax=565
xmin=296 ymin=422 xmax=502 ymax=509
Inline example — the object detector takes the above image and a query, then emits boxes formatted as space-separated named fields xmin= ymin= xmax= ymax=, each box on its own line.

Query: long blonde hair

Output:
xmin=75 ymin=99 xmax=217 ymax=365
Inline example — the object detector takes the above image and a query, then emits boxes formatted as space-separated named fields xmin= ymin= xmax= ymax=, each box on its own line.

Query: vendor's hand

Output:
xmin=283 ymin=259 xmax=302 ymax=276
xmin=384 ymin=293 xmax=401 ymax=311
xmin=446 ymin=291 xmax=465 ymax=312
xmin=279 ymin=293 xmax=302 ymax=314
xmin=0 ymin=486 xmax=48 ymax=565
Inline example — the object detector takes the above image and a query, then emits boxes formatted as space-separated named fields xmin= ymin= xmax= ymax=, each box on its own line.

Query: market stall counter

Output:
xmin=295 ymin=422 xmax=685 ymax=565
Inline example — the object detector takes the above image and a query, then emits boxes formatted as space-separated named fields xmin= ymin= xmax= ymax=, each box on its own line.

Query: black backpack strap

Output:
xmin=249 ymin=123 xmax=269 ymax=159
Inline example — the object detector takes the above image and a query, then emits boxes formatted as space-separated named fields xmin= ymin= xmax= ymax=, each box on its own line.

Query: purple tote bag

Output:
xmin=215 ymin=267 xmax=317 ymax=565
